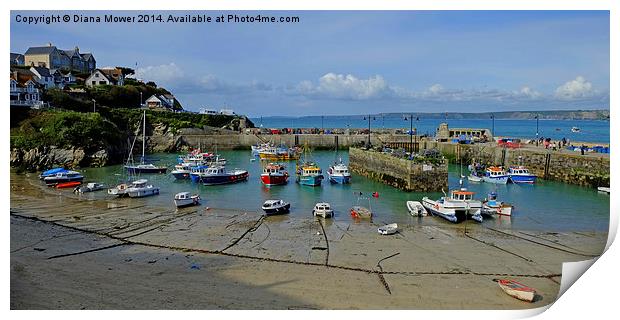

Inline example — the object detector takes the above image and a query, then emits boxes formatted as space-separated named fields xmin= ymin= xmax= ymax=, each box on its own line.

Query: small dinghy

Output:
xmin=378 ymin=223 xmax=398 ymax=235
xmin=174 ymin=192 xmax=201 ymax=208
xmin=467 ymin=174 xmax=482 ymax=182
xmin=406 ymin=201 xmax=427 ymax=216
xmin=262 ymin=199 xmax=291 ymax=215
xmin=597 ymin=187 xmax=610 ymax=194
xmin=350 ymin=206 xmax=372 ymax=219
xmin=74 ymin=182 xmax=105 ymax=193
xmin=495 ymin=279 xmax=537 ymax=302
xmin=56 ymin=181 xmax=81 ymax=189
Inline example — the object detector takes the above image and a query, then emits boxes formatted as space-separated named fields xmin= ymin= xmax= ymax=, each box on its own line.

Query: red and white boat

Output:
xmin=260 ymin=163 xmax=289 ymax=186
xmin=496 ymin=279 xmax=537 ymax=302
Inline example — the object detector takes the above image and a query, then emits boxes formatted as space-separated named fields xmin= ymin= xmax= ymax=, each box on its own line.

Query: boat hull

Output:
xmin=263 ymin=203 xmax=291 ymax=215
xmin=201 ymin=172 xmax=249 ymax=185
xmin=328 ymin=174 xmax=351 ymax=184
xmin=297 ymin=175 xmax=324 ymax=186
xmin=350 ymin=206 xmax=372 ymax=219
xmin=482 ymin=176 xmax=509 ymax=184
xmin=56 ymin=181 xmax=82 ymax=189
xmin=127 ymin=188 xmax=160 ymax=198
xmin=422 ymin=198 xmax=483 ymax=223
xmin=172 ymin=171 xmax=191 ymax=180
xmin=125 ymin=166 xmax=167 ymax=174
xmin=174 ymin=198 xmax=200 ymax=208
xmin=509 ymin=175 xmax=536 ymax=184
xmin=260 ymin=174 xmax=288 ymax=186
xmin=44 ymin=176 xmax=84 ymax=186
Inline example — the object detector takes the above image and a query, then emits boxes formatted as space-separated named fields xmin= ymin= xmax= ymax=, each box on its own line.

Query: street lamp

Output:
xmin=403 ymin=114 xmax=420 ymax=154
xmin=140 ymin=92 xmax=143 ymax=107
xmin=321 ymin=115 xmax=324 ymax=133
xmin=92 ymin=99 xmax=96 ymax=113
xmin=363 ymin=115 xmax=376 ymax=147
xmin=490 ymin=114 xmax=495 ymax=137
xmin=535 ymin=114 xmax=539 ymax=146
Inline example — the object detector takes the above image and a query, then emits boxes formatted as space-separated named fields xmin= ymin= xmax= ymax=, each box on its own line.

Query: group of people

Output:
xmin=536 ymin=137 xmax=571 ymax=151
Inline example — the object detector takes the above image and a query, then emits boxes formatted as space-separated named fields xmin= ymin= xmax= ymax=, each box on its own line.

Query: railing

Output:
xmin=10 ymin=100 xmax=46 ymax=108
xmin=10 ymin=88 xmax=39 ymax=94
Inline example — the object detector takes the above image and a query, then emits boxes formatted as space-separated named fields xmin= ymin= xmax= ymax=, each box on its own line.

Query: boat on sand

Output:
xmin=174 ymin=192 xmax=201 ymax=208
xmin=378 ymin=223 xmax=398 ymax=235
xmin=495 ymin=279 xmax=537 ymax=302
xmin=406 ymin=201 xmax=427 ymax=216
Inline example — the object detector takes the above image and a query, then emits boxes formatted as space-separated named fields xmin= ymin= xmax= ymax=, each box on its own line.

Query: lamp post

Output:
xmin=140 ymin=92 xmax=143 ymax=107
xmin=92 ymin=99 xmax=96 ymax=113
xmin=363 ymin=115 xmax=376 ymax=147
xmin=535 ymin=114 xmax=539 ymax=146
xmin=404 ymin=114 xmax=420 ymax=154
xmin=321 ymin=115 xmax=324 ymax=133
xmin=490 ymin=114 xmax=495 ymax=138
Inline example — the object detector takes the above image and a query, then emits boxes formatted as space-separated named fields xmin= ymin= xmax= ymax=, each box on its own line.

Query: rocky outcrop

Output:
xmin=10 ymin=145 xmax=127 ymax=171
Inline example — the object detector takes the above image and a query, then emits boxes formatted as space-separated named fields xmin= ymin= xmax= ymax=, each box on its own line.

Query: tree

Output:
xmin=146 ymin=81 xmax=157 ymax=88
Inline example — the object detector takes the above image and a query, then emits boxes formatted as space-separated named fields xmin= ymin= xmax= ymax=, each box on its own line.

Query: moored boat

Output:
xmin=56 ymin=181 xmax=82 ymax=189
xmin=328 ymin=160 xmax=351 ymax=184
xmin=196 ymin=166 xmax=249 ymax=185
xmin=108 ymin=182 xmax=130 ymax=197
xmin=174 ymin=192 xmax=201 ymax=208
xmin=74 ymin=182 xmax=105 ymax=193
xmin=571 ymin=126 xmax=581 ymax=133
xmin=43 ymin=170 xmax=84 ymax=186
xmin=312 ymin=202 xmax=333 ymax=218
xmin=597 ymin=186 xmax=610 ymax=194
xmin=124 ymin=110 xmax=167 ymax=174
xmin=482 ymin=192 xmax=513 ymax=217
xmin=126 ymin=179 xmax=160 ymax=198
xmin=495 ymin=279 xmax=537 ymax=302
xmin=482 ymin=166 xmax=510 ymax=184
xmin=378 ymin=223 xmax=398 ymax=235
xmin=296 ymin=162 xmax=324 ymax=186
xmin=260 ymin=163 xmax=289 ymax=186
xmin=39 ymin=167 xmax=68 ymax=179
xmin=258 ymin=145 xmax=300 ymax=161
xmin=406 ymin=201 xmax=428 ymax=216
xmin=350 ymin=205 xmax=372 ymax=219
xmin=422 ymin=188 xmax=483 ymax=223
xmin=508 ymin=166 xmax=537 ymax=184
xmin=262 ymin=199 xmax=291 ymax=215
xmin=467 ymin=174 xmax=483 ymax=182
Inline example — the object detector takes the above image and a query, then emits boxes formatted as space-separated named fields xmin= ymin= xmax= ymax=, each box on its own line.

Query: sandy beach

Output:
xmin=10 ymin=172 xmax=607 ymax=309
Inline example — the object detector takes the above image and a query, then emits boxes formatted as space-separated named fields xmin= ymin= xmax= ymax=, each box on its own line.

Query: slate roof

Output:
xmin=10 ymin=53 xmax=24 ymax=61
xmin=25 ymin=46 xmax=57 ymax=55
xmin=31 ymin=66 xmax=51 ymax=77
xmin=80 ymin=53 xmax=94 ymax=61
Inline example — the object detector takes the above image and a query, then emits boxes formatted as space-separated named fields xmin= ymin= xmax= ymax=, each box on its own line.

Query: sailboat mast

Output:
xmin=142 ymin=109 xmax=146 ymax=164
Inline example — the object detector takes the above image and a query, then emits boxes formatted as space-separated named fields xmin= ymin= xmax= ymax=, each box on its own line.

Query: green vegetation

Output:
xmin=10 ymin=110 xmax=123 ymax=151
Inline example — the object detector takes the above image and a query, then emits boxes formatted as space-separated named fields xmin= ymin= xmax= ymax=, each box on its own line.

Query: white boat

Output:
xmin=124 ymin=110 xmax=167 ymax=174
xmin=482 ymin=192 xmax=513 ymax=217
xmin=597 ymin=187 xmax=610 ymax=194
xmin=43 ymin=170 xmax=84 ymax=186
xmin=496 ymin=279 xmax=537 ymax=302
xmin=571 ymin=126 xmax=581 ymax=133
xmin=74 ymin=182 xmax=105 ymax=193
xmin=174 ymin=192 xmax=201 ymax=208
xmin=312 ymin=202 xmax=333 ymax=218
xmin=482 ymin=166 xmax=510 ymax=184
xmin=126 ymin=179 xmax=160 ymax=198
xmin=378 ymin=223 xmax=398 ymax=235
xmin=406 ymin=201 xmax=427 ymax=216
xmin=328 ymin=160 xmax=351 ymax=184
xmin=508 ymin=166 xmax=537 ymax=184
xmin=262 ymin=199 xmax=291 ymax=215
xmin=467 ymin=174 xmax=483 ymax=182
xmin=108 ymin=182 xmax=130 ymax=197
xmin=422 ymin=188 xmax=483 ymax=223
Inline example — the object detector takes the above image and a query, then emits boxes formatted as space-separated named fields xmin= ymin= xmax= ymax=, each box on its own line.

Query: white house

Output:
xmin=10 ymin=77 xmax=43 ymax=108
xmin=29 ymin=66 xmax=55 ymax=89
xmin=199 ymin=108 xmax=218 ymax=115
xmin=219 ymin=109 xmax=235 ymax=116
xmin=145 ymin=94 xmax=176 ymax=110
xmin=85 ymin=69 xmax=123 ymax=87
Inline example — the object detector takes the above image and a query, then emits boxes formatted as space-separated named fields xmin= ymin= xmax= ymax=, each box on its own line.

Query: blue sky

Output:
xmin=10 ymin=11 xmax=610 ymax=116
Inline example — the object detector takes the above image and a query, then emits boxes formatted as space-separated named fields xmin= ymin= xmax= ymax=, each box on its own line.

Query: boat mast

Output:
xmin=142 ymin=109 xmax=146 ymax=164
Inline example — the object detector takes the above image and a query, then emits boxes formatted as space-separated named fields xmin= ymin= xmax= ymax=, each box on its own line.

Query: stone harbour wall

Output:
xmin=349 ymin=147 xmax=448 ymax=192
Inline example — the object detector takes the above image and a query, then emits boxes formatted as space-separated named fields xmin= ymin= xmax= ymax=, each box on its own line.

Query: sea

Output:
xmin=250 ymin=116 xmax=610 ymax=143
xmin=78 ymin=150 xmax=610 ymax=233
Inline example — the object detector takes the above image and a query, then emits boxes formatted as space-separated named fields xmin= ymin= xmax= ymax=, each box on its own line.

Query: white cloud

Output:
xmin=555 ymin=76 xmax=594 ymax=100
xmin=297 ymin=73 xmax=391 ymax=100
xmin=135 ymin=63 xmax=184 ymax=86
xmin=428 ymin=84 xmax=444 ymax=95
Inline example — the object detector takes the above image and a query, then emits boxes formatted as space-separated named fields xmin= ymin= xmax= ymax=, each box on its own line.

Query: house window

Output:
xmin=99 ymin=81 xmax=106 ymax=85
xmin=92 ymin=81 xmax=96 ymax=85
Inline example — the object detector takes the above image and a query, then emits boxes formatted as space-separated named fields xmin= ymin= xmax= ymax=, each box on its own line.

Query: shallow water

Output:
xmin=74 ymin=150 xmax=609 ymax=233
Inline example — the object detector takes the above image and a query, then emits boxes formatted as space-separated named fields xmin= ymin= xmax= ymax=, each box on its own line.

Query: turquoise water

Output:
xmin=251 ymin=117 xmax=610 ymax=143
xmin=77 ymin=150 xmax=609 ymax=233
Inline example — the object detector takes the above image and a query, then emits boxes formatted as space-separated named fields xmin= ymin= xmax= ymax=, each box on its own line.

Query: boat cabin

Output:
xmin=300 ymin=166 xmax=322 ymax=175
xmin=486 ymin=167 xmax=507 ymax=177
xmin=131 ymin=179 xmax=148 ymax=187
xmin=450 ymin=190 xmax=476 ymax=201
xmin=331 ymin=165 xmax=349 ymax=175
xmin=175 ymin=192 xmax=191 ymax=200
xmin=205 ymin=166 xmax=226 ymax=175
xmin=509 ymin=166 xmax=530 ymax=175
xmin=263 ymin=164 xmax=286 ymax=174
xmin=263 ymin=200 xmax=284 ymax=208
xmin=314 ymin=203 xmax=331 ymax=211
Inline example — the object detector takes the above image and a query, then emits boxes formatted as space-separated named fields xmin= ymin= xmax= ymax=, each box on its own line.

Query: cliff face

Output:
xmin=10 ymin=144 xmax=128 ymax=171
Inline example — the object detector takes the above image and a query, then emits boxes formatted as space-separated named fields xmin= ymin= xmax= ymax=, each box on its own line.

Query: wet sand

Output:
xmin=10 ymin=173 xmax=607 ymax=309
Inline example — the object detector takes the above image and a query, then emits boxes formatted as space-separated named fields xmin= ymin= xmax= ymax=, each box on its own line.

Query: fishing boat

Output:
xmin=482 ymin=166 xmax=510 ymax=184
xmin=39 ymin=167 xmax=68 ymax=179
xmin=171 ymin=163 xmax=194 ymax=180
xmin=43 ymin=170 xmax=84 ymax=186
xmin=312 ymin=202 xmax=333 ymax=218
xmin=174 ymin=192 xmax=201 ymax=208
xmin=495 ymin=279 xmax=537 ymax=302
xmin=126 ymin=179 xmax=160 ymax=198
xmin=194 ymin=166 xmax=249 ymax=185
xmin=74 ymin=182 xmax=105 ymax=193
xmin=422 ymin=188 xmax=483 ymax=223
xmin=571 ymin=126 xmax=581 ymax=133
xmin=258 ymin=145 xmax=300 ymax=161
xmin=261 ymin=199 xmax=291 ymax=215
xmin=508 ymin=166 xmax=537 ymax=184
xmin=251 ymin=143 xmax=273 ymax=156
xmin=296 ymin=162 xmax=324 ymax=186
xmin=467 ymin=174 xmax=483 ymax=182
xmin=56 ymin=181 xmax=82 ymax=189
xmin=328 ymin=160 xmax=351 ymax=184
xmin=406 ymin=201 xmax=428 ymax=216
xmin=124 ymin=110 xmax=167 ymax=174
xmin=378 ymin=223 xmax=398 ymax=235
xmin=260 ymin=163 xmax=289 ymax=186
xmin=482 ymin=192 xmax=513 ymax=217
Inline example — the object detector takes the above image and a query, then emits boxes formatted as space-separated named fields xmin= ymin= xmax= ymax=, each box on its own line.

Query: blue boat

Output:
xmin=195 ymin=166 xmax=249 ymax=186
xmin=482 ymin=167 xmax=510 ymax=184
xmin=328 ymin=161 xmax=351 ymax=184
xmin=189 ymin=165 xmax=211 ymax=183
xmin=508 ymin=166 xmax=537 ymax=184
xmin=296 ymin=162 xmax=324 ymax=186
xmin=39 ymin=167 xmax=68 ymax=179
